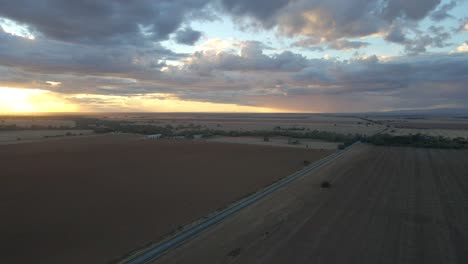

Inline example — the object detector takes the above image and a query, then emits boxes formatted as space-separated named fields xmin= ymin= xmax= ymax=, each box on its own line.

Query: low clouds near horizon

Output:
xmin=0 ymin=0 xmax=467 ymax=112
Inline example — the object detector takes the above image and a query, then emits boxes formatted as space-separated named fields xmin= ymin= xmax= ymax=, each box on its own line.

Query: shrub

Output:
xmin=227 ymin=248 xmax=241 ymax=257
xmin=321 ymin=181 xmax=331 ymax=188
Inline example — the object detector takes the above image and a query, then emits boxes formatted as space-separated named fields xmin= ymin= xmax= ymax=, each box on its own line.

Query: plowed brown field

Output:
xmin=0 ymin=135 xmax=332 ymax=264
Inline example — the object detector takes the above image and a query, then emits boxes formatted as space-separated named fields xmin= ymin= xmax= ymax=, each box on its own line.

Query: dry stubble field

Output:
xmin=153 ymin=144 xmax=468 ymax=264
xmin=0 ymin=135 xmax=332 ymax=264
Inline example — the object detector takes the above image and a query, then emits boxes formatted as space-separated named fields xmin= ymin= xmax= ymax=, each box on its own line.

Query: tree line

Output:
xmin=73 ymin=118 xmax=468 ymax=149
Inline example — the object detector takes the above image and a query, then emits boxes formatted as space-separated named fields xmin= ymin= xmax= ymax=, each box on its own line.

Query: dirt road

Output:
xmin=153 ymin=144 xmax=468 ymax=264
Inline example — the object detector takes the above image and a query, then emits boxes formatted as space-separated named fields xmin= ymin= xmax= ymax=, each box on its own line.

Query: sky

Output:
xmin=0 ymin=0 xmax=467 ymax=113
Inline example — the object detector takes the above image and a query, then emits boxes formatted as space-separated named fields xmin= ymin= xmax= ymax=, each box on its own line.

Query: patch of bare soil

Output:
xmin=0 ymin=135 xmax=332 ymax=264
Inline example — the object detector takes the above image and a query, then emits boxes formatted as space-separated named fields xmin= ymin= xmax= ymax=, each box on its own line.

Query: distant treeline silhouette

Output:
xmin=72 ymin=118 xmax=468 ymax=149
xmin=362 ymin=133 xmax=468 ymax=149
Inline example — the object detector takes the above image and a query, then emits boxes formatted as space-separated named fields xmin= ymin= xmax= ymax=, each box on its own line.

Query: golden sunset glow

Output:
xmin=0 ymin=87 xmax=283 ymax=113
xmin=70 ymin=93 xmax=283 ymax=113
xmin=0 ymin=87 xmax=78 ymax=113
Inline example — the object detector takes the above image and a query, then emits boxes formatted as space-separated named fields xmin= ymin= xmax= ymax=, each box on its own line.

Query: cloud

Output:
xmin=383 ymin=0 xmax=442 ymax=21
xmin=460 ymin=19 xmax=468 ymax=31
xmin=105 ymin=43 xmax=468 ymax=110
xmin=293 ymin=53 xmax=468 ymax=94
xmin=0 ymin=0 xmax=466 ymax=112
xmin=292 ymin=37 xmax=324 ymax=49
xmin=174 ymin=27 xmax=203 ymax=45
xmin=385 ymin=22 xmax=451 ymax=55
xmin=454 ymin=42 xmax=468 ymax=53
xmin=405 ymin=26 xmax=451 ymax=55
xmin=385 ymin=23 xmax=407 ymax=43
xmin=184 ymin=41 xmax=309 ymax=74
xmin=0 ymin=0 xmax=453 ymax=56
xmin=218 ymin=0 xmax=291 ymax=28
xmin=430 ymin=1 xmax=456 ymax=21
xmin=0 ymin=0 xmax=211 ymax=44
xmin=293 ymin=38 xmax=368 ymax=51
xmin=216 ymin=0 xmax=451 ymax=55
xmin=274 ymin=1 xmax=384 ymax=40
xmin=1 ymin=41 xmax=467 ymax=112
xmin=0 ymin=30 xmax=182 ymax=77
xmin=219 ymin=0 xmax=443 ymax=41
xmin=327 ymin=39 xmax=369 ymax=50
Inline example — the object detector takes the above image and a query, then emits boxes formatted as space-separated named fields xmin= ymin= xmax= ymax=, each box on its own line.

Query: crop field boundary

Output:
xmin=119 ymin=141 xmax=360 ymax=264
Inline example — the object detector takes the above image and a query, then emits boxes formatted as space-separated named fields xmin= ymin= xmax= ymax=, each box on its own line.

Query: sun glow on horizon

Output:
xmin=0 ymin=87 xmax=287 ymax=114
xmin=0 ymin=87 xmax=78 ymax=113
xmin=70 ymin=93 xmax=285 ymax=113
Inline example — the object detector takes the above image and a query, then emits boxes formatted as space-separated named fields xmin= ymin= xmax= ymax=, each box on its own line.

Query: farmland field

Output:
xmin=0 ymin=129 xmax=94 ymax=144
xmin=153 ymin=144 xmax=468 ymax=264
xmin=371 ymin=116 xmax=468 ymax=138
xmin=206 ymin=136 xmax=341 ymax=149
xmin=84 ymin=112 xmax=387 ymax=136
xmin=389 ymin=128 xmax=468 ymax=139
xmin=0 ymin=135 xmax=332 ymax=264
xmin=0 ymin=116 xmax=76 ymax=128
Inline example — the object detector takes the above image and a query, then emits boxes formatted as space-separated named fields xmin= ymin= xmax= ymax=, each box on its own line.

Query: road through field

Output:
xmin=152 ymin=144 xmax=468 ymax=264
xmin=0 ymin=135 xmax=332 ymax=264
xmin=122 ymin=142 xmax=357 ymax=264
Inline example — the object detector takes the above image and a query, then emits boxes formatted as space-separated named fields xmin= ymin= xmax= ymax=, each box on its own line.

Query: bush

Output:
xmin=303 ymin=160 xmax=311 ymax=166
xmin=288 ymin=138 xmax=300 ymax=145
xmin=227 ymin=248 xmax=241 ymax=257
xmin=321 ymin=181 xmax=331 ymax=188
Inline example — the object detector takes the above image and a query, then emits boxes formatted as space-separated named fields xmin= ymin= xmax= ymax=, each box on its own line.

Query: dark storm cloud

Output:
xmin=0 ymin=0 xmax=211 ymax=44
xmin=174 ymin=27 xmax=202 ymax=45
